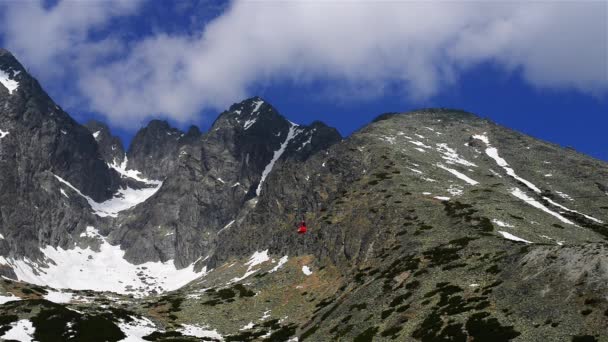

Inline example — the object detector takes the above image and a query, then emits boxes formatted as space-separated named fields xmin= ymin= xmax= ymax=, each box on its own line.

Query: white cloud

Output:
xmin=1 ymin=1 xmax=606 ymax=128
xmin=1 ymin=0 xmax=141 ymax=75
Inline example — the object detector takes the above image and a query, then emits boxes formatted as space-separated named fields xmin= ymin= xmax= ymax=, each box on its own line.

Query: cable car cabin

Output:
xmin=297 ymin=221 xmax=307 ymax=234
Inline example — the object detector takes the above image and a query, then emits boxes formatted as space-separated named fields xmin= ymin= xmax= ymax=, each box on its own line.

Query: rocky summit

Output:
xmin=0 ymin=49 xmax=607 ymax=341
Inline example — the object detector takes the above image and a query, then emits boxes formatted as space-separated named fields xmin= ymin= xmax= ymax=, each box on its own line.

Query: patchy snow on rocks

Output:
xmin=498 ymin=231 xmax=532 ymax=244
xmin=473 ymin=133 xmax=541 ymax=193
xmin=542 ymin=196 xmax=603 ymax=224
xmin=217 ymin=220 xmax=236 ymax=235
xmin=109 ymin=156 xmax=161 ymax=185
xmin=510 ymin=188 xmax=575 ymax=225
xmin=436 ymin=143 xmax=477 ymax=167
xmin=4 ymin=227 xmax=205 ymax=296
xmin=54 ymin=174 xmax=161 ymax=218
xmin=0 ymin=69 xmax=19 ymax=94
xmin=178 ymin=324 xmax=223 ymax=340
xmin=447 ymin=185 xmax=464 ymax=196
xmin=433 ymin=196 xmax=450 ymax=201
xmin=80 ymin=226 xmax=101 ymax=238
xmin=118 ymin=316 xmax=157 ymax=342
xmin=0 ymin=129 xmax=9 ymax=139
xmin=231 ymin=250 xmax=270 ymax=283
xmin=240 ymin=322 xmax=255 ymax=330
xmin=1 ymin=319 xmax=35 ymax=342
xmin=269 ymin=256 xmax=288 ymax=273
xmin=436 ymin=164 xmax=479 ymax=185
xmin=257 ymin=124 xmax=299 ymax=196
xmin=492 ymin=219 xmax=514 ymax=228
xmin=539 ymin=235 xmax=565 ymax=246
xmin=302 ymin=266 xmax=312 ymax=276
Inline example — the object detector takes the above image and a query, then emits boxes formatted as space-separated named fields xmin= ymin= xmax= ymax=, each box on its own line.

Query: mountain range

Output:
xmin=0 ymin=48 xmax=607 ymax=341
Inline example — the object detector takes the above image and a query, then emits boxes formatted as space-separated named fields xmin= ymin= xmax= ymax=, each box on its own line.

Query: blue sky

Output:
xmin=0 ymin=0 xmax=606 ymax=160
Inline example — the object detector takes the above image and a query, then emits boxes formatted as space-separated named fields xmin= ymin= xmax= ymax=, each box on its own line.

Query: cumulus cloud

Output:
xmin=1 ymin=0 xmax=606 ymax=128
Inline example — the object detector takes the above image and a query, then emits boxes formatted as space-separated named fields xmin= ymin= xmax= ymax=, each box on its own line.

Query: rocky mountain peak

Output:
xmin=126 ymin=119 xmax=201 ymax=180
xmin=84 ymin=119 xmax=126 ymax=166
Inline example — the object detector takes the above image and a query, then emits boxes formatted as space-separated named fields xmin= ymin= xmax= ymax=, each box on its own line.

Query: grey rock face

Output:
xmin=126 ymin=120 xmax=202 ymax=180
xmin=0 ymin=49 xmax=121 ymax=262
xmin=84 ymin=120 xmax=126 ymax=166
xmin=112 ymin=97 xmax=342 ymax=268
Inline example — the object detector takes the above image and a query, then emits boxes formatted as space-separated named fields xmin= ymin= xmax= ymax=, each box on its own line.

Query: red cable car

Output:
xmin=297 ymin=220 xmax=307 ymax=234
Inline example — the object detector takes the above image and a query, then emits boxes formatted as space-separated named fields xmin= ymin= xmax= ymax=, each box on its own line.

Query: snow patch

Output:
xmin=109 ymin=156 xmax=160 ymax=185
xmin=251 ymin=99 xmax=264 ymax=113
xmin=256 ymin=124 xmax=299 ymax=196
xmin=0 ymin=69 xmax=19 ymax=94
xmin=178 ymin=324 xmax=223 ymax=340
xmin=539 ymin=235 xmax=565 ymax=246
xmin=473 ymin=134 xmax=541 ymax=193
xmin=92 ymin=131 xmax=101 ymax=139
xmin=436 ymin=143 xmax=477 ymax=167
xmin=510 ymin=188 xmax=576 ymax=225
xmin=0 ymin=130 xmax=9 ymax=139
xmin=433 ymin=196 xmax=450 ymax=201
xmin=1 ymin=320 xmax=35 ymax=342
xmin=409 ymin=140 xmax=431 ymax=149
xmin=80 ymin=226 xmax=101 ymax=238
xmin=436 ymin=164 xmax=479 ymax=185
xmin=217 ymin=220 xmax=235 ymax=235
xmin=44 ymin=290 xmax=73 ymax=303
xmin=118 ymin=316 xmax=157 ymax=342
xmin=243 ymin=118 xmax=257 ymax=130
xmin=498 ymin=231 xmax=532 ymax=244
xmin=231 ymin=250 xmax=270 ymax=283
xmin=492 ymin=219 xmax=514 ymax=228
xmin=542 ymin=196 xmax=603 ymax=224
xmin=555 ymin=191 xmax=573 ymax=201
xmin=7 ymin=226 xmax=205 ymax=296
xmin=302 ymin=266 xmax=312 ymax=276
xmin=240 ymin=322 xmax=255 ymax=330
xmin=269 ymin=256 xmax=288 ymax=273
xmin=54 ymin=174 xmax=161 ymax=218
xmin=447 ymin=185 xmax=464 ymax=196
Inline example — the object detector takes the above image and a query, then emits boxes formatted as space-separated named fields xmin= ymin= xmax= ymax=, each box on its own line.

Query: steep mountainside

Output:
xmin=0 ymin=50 xmax=607 ymax=341
xmin=85 ymin=119 xmax=126 ymax=166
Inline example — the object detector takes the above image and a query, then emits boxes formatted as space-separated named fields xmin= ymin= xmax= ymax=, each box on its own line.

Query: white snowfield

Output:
xmin=3 ymin=227 xmax=205 ymax=296
xmin=54 ymin=172 xmax=161 ymax=218
xmin=0 ymin=129 xmax=9 ymax=139
xmin=1 ymin=319 xmax=35 ymax=342
xmin=0 ymin=69 xmax=19 ymax=94
xmin=44 ymin=290 xmax=73 ymax=303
